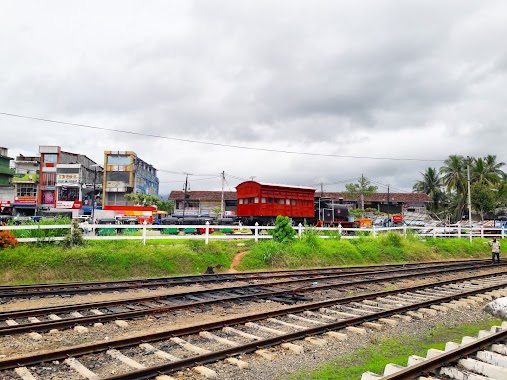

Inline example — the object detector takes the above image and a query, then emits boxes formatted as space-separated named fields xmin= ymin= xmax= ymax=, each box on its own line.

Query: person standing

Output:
xmin=489 ymin=238 xmax=501 ymax=264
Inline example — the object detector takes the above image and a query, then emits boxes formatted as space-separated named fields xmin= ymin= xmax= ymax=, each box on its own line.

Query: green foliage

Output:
xmin=62 ymin=220 xmax=85 ymax=248
xmin=284 ymin=320 xmax=501 ymax=380
xmin=343 ymin=175 xmax=378 ymax=210
xmin=8 ymin=217 xmax=71 ymax=244
xmin=471 ymin=182 xmax=496 ymax=220
xmin=269 ymin=215 xmax=296 ymax=243
xmin=124 ymin=192 xmax=175 ymax=214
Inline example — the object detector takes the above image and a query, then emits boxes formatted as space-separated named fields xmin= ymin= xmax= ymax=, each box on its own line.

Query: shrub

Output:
xmin=269 ymin=215 xmax=296 ymax=243
xmin=0 ymin=230 xmax=18 ymax=249
xmin=62 ymin=220 xmax=84 ymax=248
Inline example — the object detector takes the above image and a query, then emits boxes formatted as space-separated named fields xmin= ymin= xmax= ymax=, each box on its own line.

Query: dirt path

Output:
xmin=227 ymin=251 xmax=249 ymax=272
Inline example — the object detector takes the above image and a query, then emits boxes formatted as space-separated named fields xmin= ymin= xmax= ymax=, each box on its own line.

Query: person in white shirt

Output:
xmin=489 ymin=238 xmax=501 ymax=264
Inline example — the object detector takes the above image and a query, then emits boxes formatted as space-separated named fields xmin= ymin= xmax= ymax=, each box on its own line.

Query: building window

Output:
xmin=254 ymin=197 xmax=259 ymax=203
xmin=106 ymin=172 xmax=130 ymax=182
xmin=292 ymin=199 xmax=296 ymax=205
xmin=58 ymin=187 xmax=79 ymax=201
xmin=107 ymin=155 xmax=131 ymax=165
xmin=43 ymin=154 xmax=57 ymax=164
xmin=268 ymin=197 xmax=272 ymax=204
xmin=239 ymin=199 xmax=244 ymax=204
xmin=16 ymin=184 xmax=37 ymax=197
xmin=261 ymin=197 xmax=266 ymax=203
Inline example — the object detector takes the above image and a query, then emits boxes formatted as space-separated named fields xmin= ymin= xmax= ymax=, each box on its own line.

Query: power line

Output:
xmin=0 ymin=111 xmax=444 ymax=162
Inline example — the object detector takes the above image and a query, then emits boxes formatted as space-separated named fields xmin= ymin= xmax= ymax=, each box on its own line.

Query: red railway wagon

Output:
xmin=236 ymin=181 xmax=316 ymax=224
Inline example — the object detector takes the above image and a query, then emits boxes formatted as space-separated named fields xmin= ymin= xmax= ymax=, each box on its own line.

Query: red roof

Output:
xmin=169 ymin=190 xmax=431 ymax=203
xmin=169 ymin=191 xmax=237 ymax=201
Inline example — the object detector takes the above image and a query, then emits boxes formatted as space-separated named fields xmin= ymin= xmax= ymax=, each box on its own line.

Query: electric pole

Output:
xmin=220 ymin=171 xmax=225 ymax=218
xmin=182 ymin=174 xmax=189 ymax=221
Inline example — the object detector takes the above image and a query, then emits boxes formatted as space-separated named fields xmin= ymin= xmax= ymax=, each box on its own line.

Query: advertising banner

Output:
xmin=13 ymin=196 xmax=37 ymax=205
xmin=0 ymin=201 xmax=11 ymax=207
xmin=56 ymin=200 xmax=82 ymax=209
xmin=57 ymin=174 xmax=80 ymax=184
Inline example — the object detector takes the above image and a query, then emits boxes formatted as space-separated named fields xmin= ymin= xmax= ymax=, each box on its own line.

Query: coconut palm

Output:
xmin=440 ymin=155 xmax=467 ymax=193
xmin=413 ymin=167 xmax=443 ymax=211
xmin=484 ymin=155 xmax=506 ymax=183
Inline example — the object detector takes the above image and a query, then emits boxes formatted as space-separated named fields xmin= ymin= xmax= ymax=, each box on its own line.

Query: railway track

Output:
xmin=1 ymin=262 xmax=503 ymax=337
xmin=363 ymin=322 xmax=507 ymax=379
xmin=0 ymin=259 xmax=491 ymax=299
xmin=1 ymin=272 xmax=507 ymax=379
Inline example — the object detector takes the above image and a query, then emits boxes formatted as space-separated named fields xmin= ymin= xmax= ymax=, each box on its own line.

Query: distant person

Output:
xmin=489 ymin=238 xmax=501 ymax=264
xmin=83 ymin=220 xmax=90 ymax=235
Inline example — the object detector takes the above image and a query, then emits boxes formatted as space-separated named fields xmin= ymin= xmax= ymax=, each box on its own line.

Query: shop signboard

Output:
xmin=57 ymin=173 xmax=80 ymax=184
xmin=0 ymin=201 xmax=11 ymax=207
xmin=13 ymin=196 xmax=37 ymax=205
xmin=56 ymin=200 xmax=82 ymax=209
xmin=12 ymin=173 xmax=38 ymax=183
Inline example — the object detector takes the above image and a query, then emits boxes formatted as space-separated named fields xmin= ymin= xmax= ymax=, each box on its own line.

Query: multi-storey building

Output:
xmin=38 ymin=146 xmax=103 ymax=217
xmin=102 ymin=151 xmax=159 ymax=207
xmin=0 ymin=147 xmax=15 ymax=215
xmin=11 ymin=154 xmax=39 ymax=216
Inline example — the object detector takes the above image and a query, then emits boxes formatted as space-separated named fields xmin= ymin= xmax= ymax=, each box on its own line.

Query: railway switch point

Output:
xmin=193 ymin=366 xmax=217 ymax=378
xmin=281 ymin=342 xmax=304 ymax=354
xmin=115 ymin=320 xmax=129 ymax=328
xmin=73 ymin=325 xmax=89 ymax=334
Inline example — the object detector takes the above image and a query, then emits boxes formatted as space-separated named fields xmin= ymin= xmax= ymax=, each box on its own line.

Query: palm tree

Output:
xmin=413 ymin=167 xmax=443 ymax=211
xmin=440 ymin=155 xmax=467 ymax=193
xmin=484 ymin=155 xmax=506 ymax=184
xmin=440 ymin=155 xmax=468 ymax=222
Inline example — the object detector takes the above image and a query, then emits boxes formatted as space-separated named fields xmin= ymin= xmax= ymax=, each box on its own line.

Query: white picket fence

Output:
xmin=1 ymin=222 xmax=505 ymax=245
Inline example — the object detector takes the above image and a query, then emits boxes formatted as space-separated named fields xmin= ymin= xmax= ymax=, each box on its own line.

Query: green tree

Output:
xmin=343 ymin=175 xmax=378 ymax=211
xmin=440 ymin=155 xmax=468 ymax=222
xmin=269 ymin=215 xmax=296 ymax=243
xmin=412 ymin=167 xmax=443 ymax=212
xmin=124 ymin=193 xmax=174 ymax=214
xmin=471 ymin=182 xmax=496 ymax=221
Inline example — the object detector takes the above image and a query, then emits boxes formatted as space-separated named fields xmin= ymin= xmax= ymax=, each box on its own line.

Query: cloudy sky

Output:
xmin=1 ymin=0 xmax=506 ymax=196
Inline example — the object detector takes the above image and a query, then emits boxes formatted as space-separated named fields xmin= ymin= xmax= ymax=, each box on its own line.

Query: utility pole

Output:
xmin=467 ymin=156 xmax=472 ymax=243
xmin=182 ymin=174 xmax=189 ymax=221
xmin=387 ymin=184 xmax=390 ymax=224
xmin=320 ymin=183 xmax=324 ymax=198
xmin=220 ymin=171 xmax=225 ymax=218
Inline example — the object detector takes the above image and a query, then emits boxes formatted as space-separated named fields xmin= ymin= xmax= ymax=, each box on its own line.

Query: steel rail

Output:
xmin=0 ymin=263 xmax=496 ymax=298
xmin=0 ymin=259 xmax=490 ymax=297
xmin=1 ymin=274 xmax=506 ymax=372
xmin=380 ymin=328 xmax=507 ymax=379
xmin=1 ymin=264 xmax=504 ymax=336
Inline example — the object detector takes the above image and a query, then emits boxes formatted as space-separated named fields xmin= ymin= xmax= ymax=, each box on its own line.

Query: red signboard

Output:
xmin=393 ymin=214 xmax=403 ymax=223
xmin=13 ymin=197 xmax=37 ymax=205
xmin=0 ymin=201 xmax=11 ymax=207
xmin=56 ymin=201 xmax=83 ymax=209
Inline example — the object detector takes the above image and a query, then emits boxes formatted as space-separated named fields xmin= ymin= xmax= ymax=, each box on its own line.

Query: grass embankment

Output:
xmin=0 ymin=240 xmax=253 ymax=285
xmin=283 ymin=318 xmax=502 ymax=380
xmin=0 ymin=232 xmax=493 ymax=285
xmin=238 ymin=232 xmax=492 ymax=271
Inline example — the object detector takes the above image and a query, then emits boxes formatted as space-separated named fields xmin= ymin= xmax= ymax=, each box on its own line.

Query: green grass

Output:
xmin=0 ymin=231 xmax=495 ymax=284
xmin=0 ymin=239 xmax=254 ymax=284
xmin=282 ymin=318 xmax=502 ymax=380
xmin=238 ymin=232 xmax=492 ymax=271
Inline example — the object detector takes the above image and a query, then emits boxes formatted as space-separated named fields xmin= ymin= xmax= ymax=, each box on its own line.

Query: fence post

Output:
xmin=458 ymin=225 xmax=461 ymax=238
xmin=432 ymin=227 xmax=436 ymax=238
xmin=372 ymin=225 xmax=376 ymax=238
xmin=254 ymin=222 xmax=259 ymax=243
xmin=502 ymin=227 xmax=505 ymax=240
xmin=205 ymin=221 xmax=210 ymax=245
xmin=338 ymin=224 xmax=342 ymax=236
xmin=142 ymin=221 xmax=147 ymax=245
xmin=403 ymin=223 xmax=407 ymax=238
xmin=298 ymin=223 xmax=302 ymax=239
xmin=481 ymin=226 xmax=484 ymax=239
